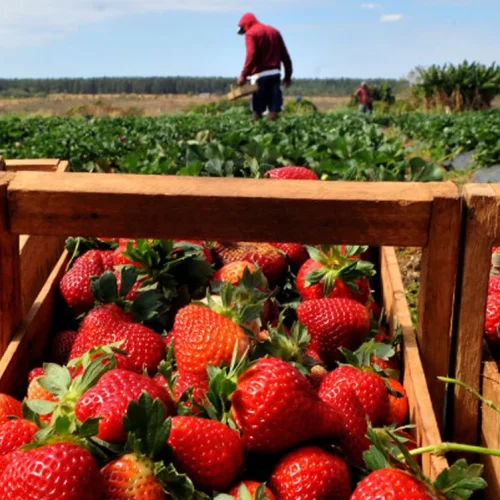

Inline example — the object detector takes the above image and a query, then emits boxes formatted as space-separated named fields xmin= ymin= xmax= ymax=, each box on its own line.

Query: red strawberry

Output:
xmin=59 ymin=250 xmax=104 ymax=313
xmin=75 ymin=369 xmax=174 ymax=443
xmin=113 ymin=240 xmax=140 ymax=267
xmin=228 ymin=481 xmax=276 ymax=499
xmin=296 ymin=246 xmax=373 ymax=303
xmin=98 ymin=249 xmax=116 ymax=271
xmin=351 ymin=468 xmax=432 ymax=499
xmin=0 ymin=450 xmax=23 ymax=477
xmin=214 ymin=261 xmax=258 ymax=286
xmin=318 ymin=377 xmax=370 ymax=466
xmin=213 ymin=242 xmax=286 ymax=285
xmin=101 ymin=454 xmax=164 ymax=499
xmin=484 ymin=293 xmax=500 ymax=346
xmin=174 ymin=371 xmax=208 ymax=406
xmin=168 ymin=416 xmax=244 ymax=492
xmin=231 ymin=358 xmax=344 ymax=454
xmin=270 ymin=242 xmax=309 ymax=267
xmin=49 ymin=330 xmax=78 ymax=365
xmin=0 ymin=419 xmax=38 ymax=456
xmin=325 ymin=365 xmax=389 ymax=426
xmin=28 ymin=367 xmax=45 ymax=383
xmin=297 ymin=298 xmax=371 ymax=366
xmin=0 ymin=394 xmax=22 ymax=425
xmin=489 ymin=275 xmax=500 ymax=296
xmin=264 ymin=166 xmax=318 ymax=180
xmin=70 ymin=304 xmax=165 ymax=374
xmin=269 ymin=446 xmax=351 ymax=500
xmin=173 ymin=304 xmax=250 ymax=376
xmin=386 ymin=378 xmax=409 ymax=427
xmin=0 ymin=442 xmax=102 ymax=499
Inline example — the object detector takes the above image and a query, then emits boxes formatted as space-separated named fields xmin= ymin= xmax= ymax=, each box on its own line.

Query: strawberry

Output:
xmin=269 ymin=242 xmax=309 ymax=267
xmin=269 ymin=446 xmax=351 ymax=500
xmin=296 ymin=245 xmax=374 ymax=303
xmin=297 ymin=298 xmax=371 ymax=366
xmin=27 ymin=375 xmax=57 ymax=403
xmin=213 ymin=242 xmax=286 ymax=285
xmin=214 ymin=261 xmax=258 ymax=286
xmin=228 ymin=481 xmax=276 ymax=499
xmin=28 ymin=367 xmax=45 ymax=383
xmin=325 ymin=365 xmax=389 ymax=426
xmin=0 ymin=419 xmax=38 ymax=456
xmin=484 ymin=293 xmax=500 ymax=346
xmin=173 ymin=371 xmax=208 ymax=406
xmin=168 ymin=416 xmax=244 ymax=492
xmin=351 ymin=469 xmax=432 ymax=499
xmin=49 ymin=330 xmax=78 ymax=365
xmin=318 ymin=377 xmax=370 ymax=466
xmin=59 ymin=249 xmax=104 ymax=313
xmin=0 ymin=394 xmax=22 ymax=425
xmin=231 ymin=357 xmax=344 ymax=454
xmin=173 ymin=304 xmax=250 ymax=376
xmin=113 ymin=239 xmax=140 ymax=267
xmin=0 ymin=442 xmax=102 ymax=499
xmin=264 ymin=166 xmax=318 ymax=180
xmin=75 ymin=369 xmax=174 ymax=443
xmin=489 ymin=275 xmax=500 ymax=295
xmin=386 ymin=378 xmax=409 ymax=427
xmin=98 ymin=249 xmax=116 ymax=271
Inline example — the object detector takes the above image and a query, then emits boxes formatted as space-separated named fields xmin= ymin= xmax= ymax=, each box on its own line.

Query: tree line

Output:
xmin=0 ymin=77 xmax=408 ymax=98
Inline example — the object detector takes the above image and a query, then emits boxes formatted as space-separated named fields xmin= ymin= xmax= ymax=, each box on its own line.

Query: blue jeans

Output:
xmin=251 ymin=75 xmax=283 ymax=116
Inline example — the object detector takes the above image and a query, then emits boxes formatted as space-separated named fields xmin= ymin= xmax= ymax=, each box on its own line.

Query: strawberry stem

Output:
xmin=438 ymin=376 xmax=500 ymax=413
xmin=400 ymin=442 xmax=500 ymax=459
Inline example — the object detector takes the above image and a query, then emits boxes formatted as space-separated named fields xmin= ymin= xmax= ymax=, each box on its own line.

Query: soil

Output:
xmin=395 ymin=247 xmax=422 ymax=326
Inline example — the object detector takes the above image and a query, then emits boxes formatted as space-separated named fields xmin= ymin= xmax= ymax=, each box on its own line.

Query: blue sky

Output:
xmin=1 ymin=0 xmax=499 ymax=79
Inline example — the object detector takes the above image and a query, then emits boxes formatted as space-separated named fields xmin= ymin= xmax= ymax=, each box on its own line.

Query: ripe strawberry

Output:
xmin=0 ymin=442 xmax=102 ymax=499
xmin=326 ymin=365 xmax=389 ymax=426
xmin=49 ymin=330 xmax=78 ymax=365
xmin=386 ymin=378 xmax=409 ymax=427
xmin=168 ymin=416 xmax=244 ymax=492
xmin=59 ymin=249 xmax=104 ymax=313
xmin=174 ymin=371 xmax=208 ymax=406
xmin=264 ymin=166 xmax=318 ymax=180
xmin=231 ymin=358 xmax=344 ymax=454
xmin=484 ymin=293 xmax=500 ymax=346
xmin=297 ymin=298 xmax=371 ymax=366
xmin=488 ymin=275 xmax=500 ymax=295
xmin=28 ymin=367 xmax=45 ymax=383
xmin=99 ymin=249 xmax=116 ymax=271
xmin=296 ymin=245 xmax=373 ymax=303
xmin=0 ymin=394 xmax=22 ymax=425
xmin=269 ymin=242 xmax=309 ymax=267
xmin=0 ymin=449 xmax=23 ymax=477
xmin=113 ymin=239 xmax=140 ymax=267
xmin=0 ymin=419 xmax=38 ymax=456
xmin=318 ymin=377 xmax=370 ymax=466
xmin=351 ymin=468 xmax=432 ymax=499
xmin=27 ymin=376 xmax=57 ymax=403
xmin=213 ymin=242 xmax=286 ymax=285
xmin=228 ymin=481 xmax=276 ymax=499
xmin=269 ymin=446 xmax=351 ymax=500
xmin=101 ymin=454 xmax=165 ymax=499
xmin=214 ymin=261 xmax=258 ymax=286
xmin=75 ymin=369 xmax=174 ymax=443
xmin=70 ymin=304 xmax=165 ymax=374
xmin=173 ymin=304 xmax=250 ymax=376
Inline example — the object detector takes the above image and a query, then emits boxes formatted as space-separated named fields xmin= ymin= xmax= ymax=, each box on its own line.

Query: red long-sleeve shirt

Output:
xmin=238 ymin=13 xmax=293 ymax=82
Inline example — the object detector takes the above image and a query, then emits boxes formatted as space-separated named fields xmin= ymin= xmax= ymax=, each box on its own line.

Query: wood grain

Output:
xmin=7 ymin=173 xmax=434 ymax=245
xmin=0 ymin=157 xmax=5 ymax=172
xmin=381 ymin=247 xmax=448 ymax=480
xmin=453 ymin=184 xmax=497 ymax=447
xmin=417 ymin=182 xmax=461 ymax=430
xmin=4 ymin=159 xmax=61 ymax=172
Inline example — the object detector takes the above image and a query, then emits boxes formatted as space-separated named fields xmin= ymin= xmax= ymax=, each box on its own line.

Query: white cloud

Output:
xmin=380 ymin=13 xmax=404 ymax=22
xmin=0 ymin=0 xmax=297 ymax=49
xmin=361 ymin=3 xmax=382 ymax=9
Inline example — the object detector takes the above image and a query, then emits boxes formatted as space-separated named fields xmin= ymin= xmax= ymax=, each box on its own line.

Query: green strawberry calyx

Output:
xmin=214 ymin=483 xmax=272 ymax=500
xmin=340 ymin=338 xmax=397 ymax=376
xmin=304 ymin=245 xmax=375 ymax=296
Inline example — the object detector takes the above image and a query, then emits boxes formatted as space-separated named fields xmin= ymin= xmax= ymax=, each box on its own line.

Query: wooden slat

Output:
xmin=0 ymin=157 xmax=5 ymax=172
xmin=4 ymin=159 xmax=60 ymax=172
xmin=7 ymin=173 xmax=434 ymax=245
xmin=481 ymin=357 xmax=500 ymax=499
xmin=452 ymin=185 xmax=498 ymax=448
xmin=381 ymin=247 xmax=448 ymax=480
xmin=0 ymin=251 xmax=68 ymax=395
xmin=0 ymin=174 xmax=22 ymax=355
xmin=417 ymin=182 xmax=461 ymax=430
xmin=56 ymin=160 xmax=70 ymax=173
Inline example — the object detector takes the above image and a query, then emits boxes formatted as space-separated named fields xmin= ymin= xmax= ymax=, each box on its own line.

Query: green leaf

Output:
xmin=39 ymin=363 xmax=72 ymax=396
xmin=54 ymin=415 xmax=72 ymax=434
xmin=363 ymin=445 xmax=389 ymax=471
xmin=22 ymin=400 xmax=41 ymax=427
xmin=90 ymin=271 xmax=119 ymax=303
xmin=434 ymin=459 xmax=487 ymax=499
xmin=25 ymin=399 xmax=57 ymax=415
xmin=155 ymin=462 xmax=196 ymax=499
xmin=79 ymin=417 xmax=101 ymax=438
xmin=119 ymin=266 xmax=138 ymax=298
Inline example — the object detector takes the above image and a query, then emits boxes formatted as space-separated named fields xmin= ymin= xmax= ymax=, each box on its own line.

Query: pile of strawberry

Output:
xmin=0 ymin=226 xmax=486 ymax=499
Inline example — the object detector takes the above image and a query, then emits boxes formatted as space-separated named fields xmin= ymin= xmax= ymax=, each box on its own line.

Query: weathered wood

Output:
xmin=0 ymin=174 xmax=22 ymax=355
xmin=4 ymin=159 xmax=61 ymax=172
xmin=56 ymin=160 xmax=70 ymax=173
xmin=0 ymin=157 xmax=5 ymax=172
xmin=453 ymin=185 xmax=498 ymax=447
xmin=0 ymin=251 xmax=68 ymax=395
xmin=8 ymin=173 xmax=434 ymax=245
xmin=417 ymin=182 xmax=461 ymax=430
xmin=381 ymin=247 xmax=448 ymax=480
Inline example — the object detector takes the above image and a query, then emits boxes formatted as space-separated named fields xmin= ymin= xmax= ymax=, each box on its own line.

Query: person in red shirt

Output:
xmin=236 ymin=13 xmax=293 ymax=121
xmin=354 ymin=82 xmax=373 ymax=114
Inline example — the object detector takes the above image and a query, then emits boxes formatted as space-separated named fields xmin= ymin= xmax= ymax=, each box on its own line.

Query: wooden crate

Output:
xmin=227 ymin=83 xmax=258 ymax=101
xmin=451 ymin=184 xmax=500 ymax=497
xmin=0 ymin=173 xmax=458 ymax=479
